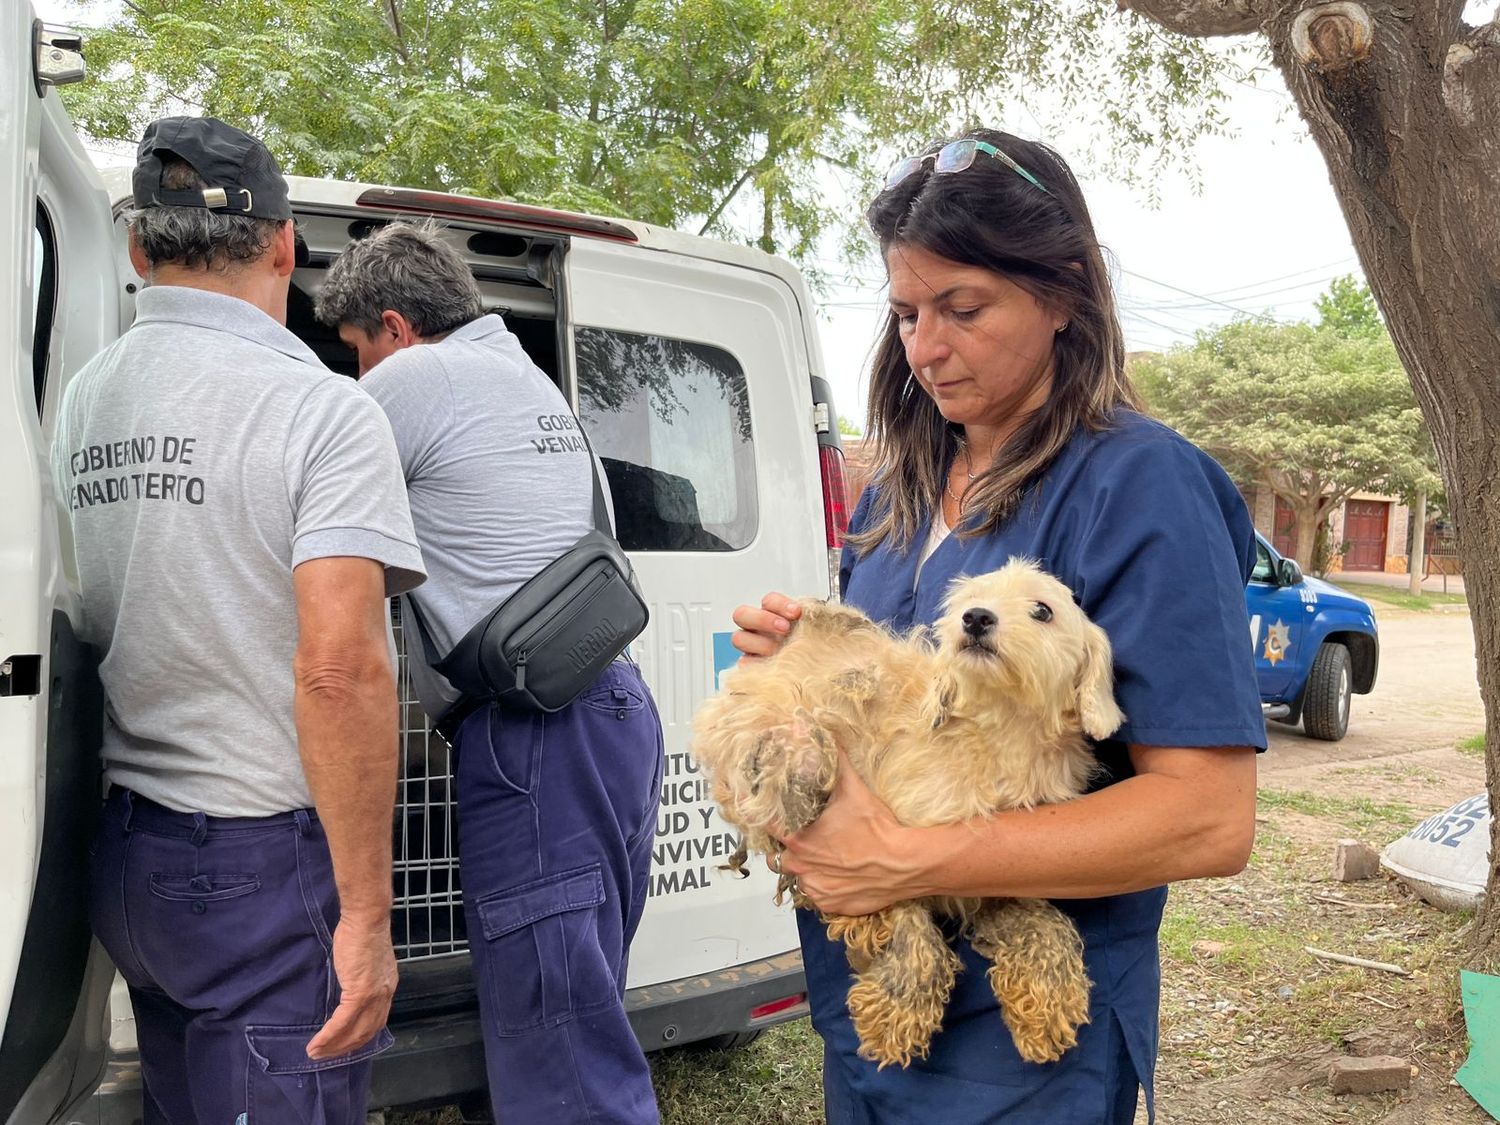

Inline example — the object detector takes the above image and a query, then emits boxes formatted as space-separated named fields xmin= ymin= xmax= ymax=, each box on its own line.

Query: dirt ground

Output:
xmin=1147 ymin=602 xmax=1491 ymax=1125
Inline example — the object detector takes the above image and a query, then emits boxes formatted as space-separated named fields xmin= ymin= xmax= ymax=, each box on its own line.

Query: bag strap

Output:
xmin=580 ymin=425 xmax=613 ymax=535
xmin=405 ymin=410 xmax=614 ymax=667
xmin=403 ymin=588 xmax=444 ymax=671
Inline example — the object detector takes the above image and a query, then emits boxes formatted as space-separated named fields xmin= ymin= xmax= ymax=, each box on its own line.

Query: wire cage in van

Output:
xmin=390 ymin=602 xmax=468 ymax=961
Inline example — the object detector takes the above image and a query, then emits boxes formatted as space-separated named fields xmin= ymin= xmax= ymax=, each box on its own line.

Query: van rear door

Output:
xmin=564 ymin=237 xmax=829 ymax=989
xmin=0 ymin=11 xmax=118 ymax=1122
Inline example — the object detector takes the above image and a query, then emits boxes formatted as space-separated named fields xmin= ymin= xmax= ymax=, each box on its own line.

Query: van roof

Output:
xmin=98 ymin=168 xmax=814 ymax=297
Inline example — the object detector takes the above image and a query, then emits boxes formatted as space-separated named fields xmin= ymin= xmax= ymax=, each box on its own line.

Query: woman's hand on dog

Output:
xmin=730 ymin=592 xmax=803 ymax=660
xmin=776 ymin=750 xmax=927 ymax=917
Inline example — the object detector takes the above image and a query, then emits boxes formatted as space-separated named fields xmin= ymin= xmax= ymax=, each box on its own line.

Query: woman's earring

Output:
xmin=1056 ymin=321 xmax=1070 ymax=333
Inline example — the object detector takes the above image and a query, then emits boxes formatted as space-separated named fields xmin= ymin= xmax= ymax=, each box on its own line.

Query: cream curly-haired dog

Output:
xmin=691 ymin=558 xmax=1123 ymax=1069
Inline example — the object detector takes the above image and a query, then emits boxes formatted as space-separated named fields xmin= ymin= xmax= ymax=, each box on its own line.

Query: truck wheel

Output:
xmin=1303 ymin=642 xmax=1352 ymax=741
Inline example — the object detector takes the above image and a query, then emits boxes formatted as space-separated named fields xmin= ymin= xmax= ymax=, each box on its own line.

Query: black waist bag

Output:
xmin=412 ymin=433 xmax=648 ymax=714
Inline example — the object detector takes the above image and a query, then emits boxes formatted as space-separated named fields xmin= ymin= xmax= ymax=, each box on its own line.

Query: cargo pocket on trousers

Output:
xmin=473 ymin=863 xmax=615 ymax=1036
xmin=244 ymin=1023 xmax=393 ymax=1125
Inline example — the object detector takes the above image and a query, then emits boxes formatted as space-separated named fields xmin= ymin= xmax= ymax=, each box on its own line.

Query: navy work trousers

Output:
xmin=90 ymin=786 xmax=390 ymax=1125
xmin=453 ymin=659 xmax=664 ymax=1124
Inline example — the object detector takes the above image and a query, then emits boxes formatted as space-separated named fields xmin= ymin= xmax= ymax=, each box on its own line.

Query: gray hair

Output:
xmin=316 ymin=220 xmax=484 ymax=338
xmin=128 ymin=157 xmax=284 ymax=271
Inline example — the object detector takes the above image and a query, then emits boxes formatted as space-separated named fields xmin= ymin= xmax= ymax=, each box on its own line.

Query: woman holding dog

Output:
xmin=732 ymin=130 xmax=1263 ymax=1124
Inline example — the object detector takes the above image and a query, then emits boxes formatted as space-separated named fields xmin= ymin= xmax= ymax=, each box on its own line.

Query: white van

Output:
xmin=3 ymin=11 xmax=849 ymax=1121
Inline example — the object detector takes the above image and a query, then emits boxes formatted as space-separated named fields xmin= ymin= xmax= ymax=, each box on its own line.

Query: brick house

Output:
xmin=842 ymin=437 xmax=874 ymax=509
xmin=1240 ymin=486 xmax=1460 ymax=576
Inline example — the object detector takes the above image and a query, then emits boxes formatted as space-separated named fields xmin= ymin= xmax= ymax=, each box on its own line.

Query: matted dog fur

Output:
xmin=691 ymin=559 xmax=1124 ymax=1068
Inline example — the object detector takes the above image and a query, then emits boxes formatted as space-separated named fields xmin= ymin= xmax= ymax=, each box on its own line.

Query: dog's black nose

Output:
xmin=961 ymin=608 xmax=997 ymax=637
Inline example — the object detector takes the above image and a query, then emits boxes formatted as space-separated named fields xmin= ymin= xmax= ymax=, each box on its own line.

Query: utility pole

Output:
xmin=1408 ymin=491 xmax=1427 ymax=598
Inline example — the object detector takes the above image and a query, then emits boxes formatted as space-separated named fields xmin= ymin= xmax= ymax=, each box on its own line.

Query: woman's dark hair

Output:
xmin=853 ymin=128 xmax=1139 ymax=552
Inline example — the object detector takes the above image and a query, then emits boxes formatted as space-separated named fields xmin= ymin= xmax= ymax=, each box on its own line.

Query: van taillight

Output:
xmin=819 ymin=445 xmax=849 ymax=548
xmin=749 ymin=993 xmax=808 ymax=1022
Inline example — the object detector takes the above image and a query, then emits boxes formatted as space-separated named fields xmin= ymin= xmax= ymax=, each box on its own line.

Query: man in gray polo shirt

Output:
xmin=53 ymin=118 xmax=424 ymax=1124
xmin=317 ymin=222 xmax=663 ymax=1124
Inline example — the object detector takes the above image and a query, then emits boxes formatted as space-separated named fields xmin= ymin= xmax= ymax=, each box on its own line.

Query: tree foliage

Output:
xmin=1315 ymin=274 xmax=1385 ymax=339
xmin=58 ymin=0 xmax=1239 ymax=263
xmin=1135 ymin=302 xmax=1439 ymax=565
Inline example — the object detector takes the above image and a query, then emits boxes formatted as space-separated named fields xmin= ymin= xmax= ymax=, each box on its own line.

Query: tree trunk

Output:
xmin=1293 ymin=503 xmax=1320 ymax=570
xmin=1120 ymin=0 xmax=1500 ymax=967
xmin=1409 ymin=491 xmax=1428 ymax=597
xmin=759 ymin=128 xmax=781 ymax=254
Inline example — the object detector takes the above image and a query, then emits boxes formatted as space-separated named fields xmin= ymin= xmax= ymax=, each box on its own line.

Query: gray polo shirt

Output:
xmin=53 ymin=285 xmax=425 ymax=817
xmin=359 ymin=314 xmax=593 ymax=718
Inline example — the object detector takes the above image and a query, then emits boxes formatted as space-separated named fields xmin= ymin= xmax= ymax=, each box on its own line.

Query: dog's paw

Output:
xmin=848 ymin=977 xmax=942 ymax=1070
xmin=968 ymin=899 xmax=1091 ymax=1064
xmin=852 ymin=984 xmax=930 ymax=1068
xmin=986 ymin=959 xmax=1092 ymax=1064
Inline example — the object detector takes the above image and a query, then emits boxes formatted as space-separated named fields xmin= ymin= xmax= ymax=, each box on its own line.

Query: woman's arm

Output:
xmin=778 ymin=743 xmax=1257 ymax=916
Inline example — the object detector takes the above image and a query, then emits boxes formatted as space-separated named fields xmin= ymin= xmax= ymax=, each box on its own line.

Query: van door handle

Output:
xmin=0 ymin=655 xmax=42 ymax=697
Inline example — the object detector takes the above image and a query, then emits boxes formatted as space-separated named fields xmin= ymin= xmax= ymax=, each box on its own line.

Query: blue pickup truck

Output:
xmin=1247 ymin=533 xmax=1379 ymax=741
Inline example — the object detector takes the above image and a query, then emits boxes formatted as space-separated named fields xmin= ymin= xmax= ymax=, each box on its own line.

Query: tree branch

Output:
xmin=1446 ymin=16 xmax=1500 ymax=128
xmin=1114 ymin=0 xmax=1273 ymax=38
xmin=383 ymin=0 xmax=411 ymax=66
xmin=697 ymin=156 xmax=770 ymax=236
xmin=1289 ymin=3 xmax=1374 ymax=73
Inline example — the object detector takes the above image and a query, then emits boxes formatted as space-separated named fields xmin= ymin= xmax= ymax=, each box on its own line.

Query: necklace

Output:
xmin=945 ymin=438 xmax=978 ymax=506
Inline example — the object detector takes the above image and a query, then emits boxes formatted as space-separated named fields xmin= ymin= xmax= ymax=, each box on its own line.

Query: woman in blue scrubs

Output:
xmin=732 ymin=130 xmax=1265 ymax=1123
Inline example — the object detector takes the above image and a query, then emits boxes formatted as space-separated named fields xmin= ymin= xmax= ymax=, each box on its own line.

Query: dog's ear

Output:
xmin=1076 ymin=619 xmax=1124 ymax=739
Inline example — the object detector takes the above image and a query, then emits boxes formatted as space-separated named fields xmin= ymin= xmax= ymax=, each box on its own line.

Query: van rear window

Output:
xmin=576 ymin=327 xmax=756 ymax=552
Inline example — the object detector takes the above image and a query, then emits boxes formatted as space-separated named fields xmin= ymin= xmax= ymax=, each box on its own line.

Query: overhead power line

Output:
xmin=1194 ymin=255 xmax=1360 ymax=300
xmin=1121 ymin=268 xmax=1264 ymax=318
xmin=1130 ymin=271 xmax=1358 ymax=312
xmin=1120 ymin=309 xmax=1197 ymax=339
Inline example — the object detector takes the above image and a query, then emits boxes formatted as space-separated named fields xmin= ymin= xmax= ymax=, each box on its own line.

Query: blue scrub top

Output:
xmin=801 ymin=411 xmax=1265 ymax=1125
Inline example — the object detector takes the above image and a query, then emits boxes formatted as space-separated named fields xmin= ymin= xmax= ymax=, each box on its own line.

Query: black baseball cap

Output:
xmin=132 ymin=116 xmax=293 ymax=221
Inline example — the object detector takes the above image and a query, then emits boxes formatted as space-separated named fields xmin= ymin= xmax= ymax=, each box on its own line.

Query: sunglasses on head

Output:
xmin=883 ymin=139 xmax=1049 ymax=195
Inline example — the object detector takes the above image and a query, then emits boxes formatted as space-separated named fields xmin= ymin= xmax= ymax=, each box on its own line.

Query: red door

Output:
xmin=1343 ymin=500 xmax=1389 ymax=571
xmin=1273 ymin=495 xmax=1297 ymax=558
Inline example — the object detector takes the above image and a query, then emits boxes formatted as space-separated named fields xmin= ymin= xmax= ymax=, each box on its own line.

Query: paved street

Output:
xmin=1259 ymin=601 xmax=1486 ymax=807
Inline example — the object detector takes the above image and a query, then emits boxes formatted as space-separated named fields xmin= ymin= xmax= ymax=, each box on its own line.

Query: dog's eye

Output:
xmin=1030 ymin=602 xmax=1054 ymax=623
